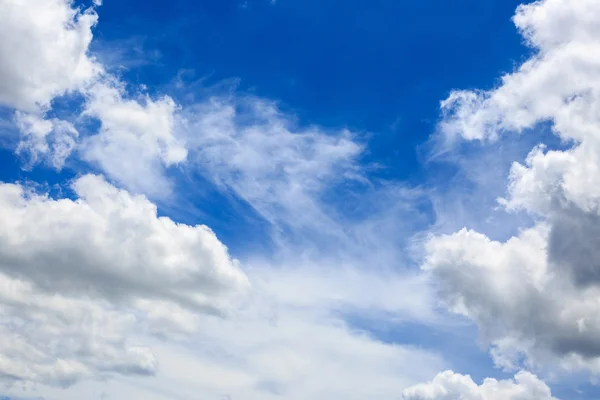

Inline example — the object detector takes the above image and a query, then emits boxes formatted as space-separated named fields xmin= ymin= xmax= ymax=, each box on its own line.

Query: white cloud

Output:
xmin=0 ymin=175 xmax=248 ymax=387
xmin=402 ymin=370 xmax=558 ymax=400
xmin=0 ymin=174 xmax=247 ymax=310
xmin=14 ymin=111 xmax=78 ymax=170
xmin=424 ymin=223 xmax=600 ymax=375
xmin=0 ymin=0 xmax=102 ymax=112
xmin=439 ymin=0 xmax=600 ymax=143
xmin=182 ymin=97 xmax=363 ymax=235
xmin=0 ymin=0 xmax=188 ymax=190
xmin=4 ymin=263 xmax=446 ymax=400
xmin=426 ymin=0 xmax=600 ymax=377
xmin=81 ymin=80 xmax=188 ymax=196
xmin=0 ymin=272 xmax=156 ymax=388
xmin=251 ymin=263 xmax=437 ymax=323
xmin=0 ymin=172 xmax=445 ymax=397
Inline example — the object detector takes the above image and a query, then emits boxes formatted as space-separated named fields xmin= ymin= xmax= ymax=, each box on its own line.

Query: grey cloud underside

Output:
xmin=547 ymin=207 xmax=600 ymax=289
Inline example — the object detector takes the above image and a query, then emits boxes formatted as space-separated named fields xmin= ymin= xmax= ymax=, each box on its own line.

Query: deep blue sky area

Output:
xmin=92 ymin=0 xmax=529 ymax=182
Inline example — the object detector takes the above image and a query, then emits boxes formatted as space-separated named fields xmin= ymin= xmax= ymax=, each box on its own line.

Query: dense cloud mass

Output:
xmin=402 ymin=371 xmax=557 ymax=400
xmin=428 ymin=0 xmax=600 ymax=375
xmin=0 ymin=175 xmax=248 ymax=386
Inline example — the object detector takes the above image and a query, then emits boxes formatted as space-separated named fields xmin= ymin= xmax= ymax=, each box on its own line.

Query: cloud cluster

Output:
xmin=0 ymin=0 xmax=187 ymax=188
xmin=428 ymin=0 xmax=600 ymax=375
xmin=402 ymin=370 xmax=557 ymax=400
xmin=0 ymin=175 xmax=248 ymax=386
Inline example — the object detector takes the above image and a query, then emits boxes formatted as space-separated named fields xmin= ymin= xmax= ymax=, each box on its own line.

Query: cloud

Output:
xmin=81 ymin=80 xmax=188 ymax=196
xmin=182 ymin=96 xmax=363 ymax=235
xmin=0 ymin=0 xmax=187 ymax=189
xmin=4 ymin=263 xmax=446 ymax=400
xmin=0 ymin=175 xmax=248 ymax=387
xmin=402 ymin=370 xmax=558 ymax=400
xmin=427 ymin=0 xmax=600 ymax=376
xmin=14 ymin=112 xmax=78 ymax=170
xmin=0 ymin=0 xmax=360 ymax=210
xmin=439 ymin=0 xmax=600 ymax=143
xmin=0 ymin=0 xmax=535 ymax=398
xmin=0 ymin=156 xmax=444 ymax=397
xmin=0 ymin=272 xmax=157 ymax=387
xmin=0 ymin=0 xmax=102 ymax=112
xmin=0 ymin=174 xmax=248 ymax=310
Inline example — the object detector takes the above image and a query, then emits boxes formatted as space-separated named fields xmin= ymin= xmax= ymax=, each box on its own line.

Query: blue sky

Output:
xmin=92 ymin=0 xmax=525 ymax=180
xmin=2 ymin=0 xmax=600 ymax=399
xmin=4 ymin=0 xmax=528 ymax=250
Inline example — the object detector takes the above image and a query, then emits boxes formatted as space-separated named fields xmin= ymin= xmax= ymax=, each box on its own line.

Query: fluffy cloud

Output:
xmin=0 ymin=170 xmax=444 ymax=398
xmin=440 ymin=0 xmax=600 ymax=143
xmin=428 ymin=0 xmax=600 ymax=376
xmin=0 ymin=175 xmax=248 ymax=387
xmin=0 ymin=0 xmax=101 ymax=112
xmin=402 ymin=370 xmax=557 ymax=400
xmin=81 ymin=80 xmax=188 ymax=196
xmin=423 ymin=225 xmax=600 ymax=371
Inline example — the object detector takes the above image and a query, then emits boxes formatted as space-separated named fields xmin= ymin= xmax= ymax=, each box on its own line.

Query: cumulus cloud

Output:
xmin=81 ymin=80 xmax=188 ymax=196
xmin=0 ymin=0 xmax=102 ymax=112
xmin=0 ymin=174 xmax=247 ymax=310
xmin=0 ymin=0 xmax=188 ymax=188
xmin=4 ymin=263 xmax=446 ymax=400
xmin=402 ymin=370 xmax=557 ymax=400
xmin=0 ymin=175 xmax=248 ymax=387
xmin=428 ymin=0 xmax=600 ymax=376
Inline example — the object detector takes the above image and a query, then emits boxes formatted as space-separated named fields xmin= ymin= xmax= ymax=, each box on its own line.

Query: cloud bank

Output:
xmin=428 ymin=0 xmax=600 ymax=376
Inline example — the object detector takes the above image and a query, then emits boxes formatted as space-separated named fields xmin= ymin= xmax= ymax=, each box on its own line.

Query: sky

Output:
xmin=2 ymin=0 xmax=600 ymax=399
